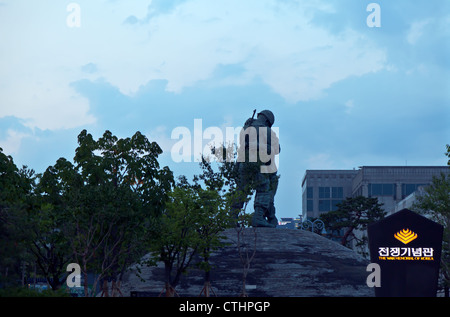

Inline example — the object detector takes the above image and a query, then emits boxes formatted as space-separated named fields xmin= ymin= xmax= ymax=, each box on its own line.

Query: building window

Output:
xmin=402 ymin=183 xmax=427 ymax=199
xmin=319 ymin=200 xmax=331 ymax=212
xmin=319 ymin=186 xmax=343 ymax=199
xmin=319 ymin=199 xmax=342 ymax=212
xmin=318 ymin=187 xmax=344 ymax=212
xmin=368 ymin=183 xmax=395 ymax=197
xmin=307 ymin=187 xmax=313 ymax=199
xmin=307 ymin=200 xmax=313 ymax=212
xmin=331 ymin=200 xmax=342 ymax=211
xmin=319 ymin=187 xmax=330 ymax=198
xmin=332 ymin=187 xmax=343 ymax=199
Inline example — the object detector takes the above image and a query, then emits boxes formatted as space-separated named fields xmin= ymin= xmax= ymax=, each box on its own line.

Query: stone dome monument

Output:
xmin=120 ymin=228 xmax=374 ymax=297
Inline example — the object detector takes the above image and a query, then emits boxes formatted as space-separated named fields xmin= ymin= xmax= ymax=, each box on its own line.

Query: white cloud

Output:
xmin=0 ymin=77 xmax=95 ymax=130
xmin=344 ymin=99 xmax=354 ymax=114
xmin=146 ymin=125 xmax=176 ymax=154
xmin=244 ymin=28 xmax=386 ymax=102
xmin=0 ymin=0 xmax=387 ymax=132
xmin=407 ymin=19 xmax=431 ymax=45
xmin=0 ymin=1 xmax=99 ymax=130
xmin=0 ymin=0 xmax=151 ymax=131
xmin=0 ymin=129 xmax=30 ymax=155
xmin=132 ymin=0 xmax=387 ymax=103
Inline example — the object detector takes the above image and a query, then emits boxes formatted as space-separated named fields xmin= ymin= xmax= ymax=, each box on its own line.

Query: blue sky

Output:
xmin=1 ymin=0 xmax=449 ymax=219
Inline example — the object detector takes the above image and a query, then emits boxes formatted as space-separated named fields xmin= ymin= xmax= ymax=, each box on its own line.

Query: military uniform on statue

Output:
xmin=232 ymin=110 xmax=280 ymax=228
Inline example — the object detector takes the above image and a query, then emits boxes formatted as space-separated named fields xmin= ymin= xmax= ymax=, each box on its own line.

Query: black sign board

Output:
xmin=368 ymin=208 xmax=443 ymax=297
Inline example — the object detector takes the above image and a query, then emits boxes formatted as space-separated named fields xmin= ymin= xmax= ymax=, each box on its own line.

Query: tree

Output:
xmin=0 ymin=130 xmax=172 ymax=295
xmin=192 ymin=156 xmax=235 ymax=296
xmin=25 ymin=158 xmax=79 ymax=290
xmin=147 ymin=147 xmax=239 ymax=297
xmin=67 ymin=129 xmax=172 ymax=296
xmin=320 ymin=196 xmax=386 ymax=256
xmin=149 ymin=183 xmax=202 ymax=297
xmin=236 ymin=223 xmax=257 ymax=297
xmin=0 ymin=148 xmax=35 ymax=288
xmin=20 ymin=129 xmax=173 ymax=296
xmin=413 ymin=171 xmax=450 ymax=296
xmin=195 ymin=146 xmax=259 ymax=297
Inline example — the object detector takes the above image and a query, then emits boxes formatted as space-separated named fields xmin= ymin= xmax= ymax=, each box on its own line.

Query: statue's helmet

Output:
xmin=258 ymin=110 xmax=275 ymax=127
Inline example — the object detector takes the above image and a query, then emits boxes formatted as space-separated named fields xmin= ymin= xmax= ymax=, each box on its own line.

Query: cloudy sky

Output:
xmin=1 ymin=0 xmax=449 ymax=219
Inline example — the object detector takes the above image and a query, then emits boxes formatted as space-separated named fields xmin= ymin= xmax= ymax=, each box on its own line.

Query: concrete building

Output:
xmin=301 ymin=169 xmax=358 ymax=219
xmin=302 ymin=166 xmax=449 ymax=219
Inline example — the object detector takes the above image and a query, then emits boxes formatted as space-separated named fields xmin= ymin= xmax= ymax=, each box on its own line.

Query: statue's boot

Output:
xmin=265 ymin=206 xmax=278 ymax=228
xmin=252 ymin=208 xmax=276 ymax=228
xmin=267 ymin=215 xmax=278 ymax=228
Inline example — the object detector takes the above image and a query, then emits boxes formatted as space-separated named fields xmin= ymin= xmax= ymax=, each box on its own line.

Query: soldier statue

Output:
xmin=232 ymin=109 xmax=280 ymax=228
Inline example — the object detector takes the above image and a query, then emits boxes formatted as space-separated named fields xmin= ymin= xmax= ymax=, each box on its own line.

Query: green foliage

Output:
xmin=413 ymin=173 xmax=450 ymax=221
xmin=0 ymin=148 xmax=36 ymax=287
xmin=148 ymin=184 xmax=202 ymax=295
xmin=320 ymin=196 xmax=386 ymax=256
xmin=147 ymin=146 xmax=239 ymax=296
xmin=66 ymin=129 xmax=173 ymax=296
xmin=194 ymin=186 xmax=231 ymax=273
xmin=413 ymin=171 xmax=450 ymax=293
xmin=0 ymin=129 xmax=174 ymax=296
xmin=198 ymin=144 xmax=256 ymax=227
xmin=21 ymin=158 xmax=80 ymax=290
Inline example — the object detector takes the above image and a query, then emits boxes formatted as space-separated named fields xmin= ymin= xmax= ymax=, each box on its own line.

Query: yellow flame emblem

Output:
xmin=394 ymin=229 xmax=418 ymax=244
